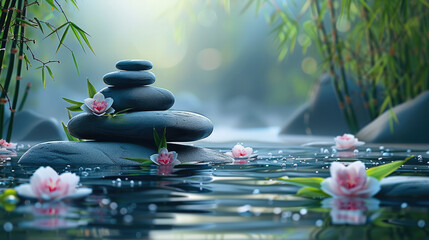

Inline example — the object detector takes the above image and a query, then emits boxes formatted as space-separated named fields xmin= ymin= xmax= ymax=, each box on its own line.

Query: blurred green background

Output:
xmin=20 ymin=0 xmax=319 ymax=128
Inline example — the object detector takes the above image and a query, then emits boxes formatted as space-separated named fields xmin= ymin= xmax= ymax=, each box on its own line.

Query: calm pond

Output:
xmin=1 ymin=143 xmax=428 ymax=240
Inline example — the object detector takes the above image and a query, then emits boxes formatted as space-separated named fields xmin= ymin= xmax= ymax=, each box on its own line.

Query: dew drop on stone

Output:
xmin=116 ymin=178 xmax=122 ymax=182
xmin=323 ymin=149 xmax=330 ymax=154
xmin=237 ymin=204 xmax=252 ymax=213
xmin=406 ymin=149 xmax=411 ymax=153
xmin=3 ymin=222 xmax=13 ymax=232
xmin=148 ymin=203 xmax=158 ymax=212
xmin=353 ymin=149 xmax=359 ymax=154
xmin=382 ymin=152 xmax=390 ymax=157
xmin=366 ymin=148 xmax=372 ymax=153
xmin=292 ymin=213 xmax=301 ymax=221
xmin=85 ymin=168 xmax=92 ymax=171
xmin=401 ymin=202 xmax=408 ymax=208
xmin=315 ymin=219 xmax=323 ymax=227
xmin=78 ymin=167 xmax=84 ymax=171
xmin=278 ymin=150 xmax=283 ymax=154
xmin=379 ymin=146 xmax=385 ymax=151
xmin=315 ymin=171 xmax=319 ymax=174
xmin=252 ymin=189 xmax=260 ymax=194
xmin=299 ymin=208 xmax=308 ymax=215
xmin=81 ymin=171 xmax=89 ymax=177
xmin=332 ymin=148 xmax=337 ymax=154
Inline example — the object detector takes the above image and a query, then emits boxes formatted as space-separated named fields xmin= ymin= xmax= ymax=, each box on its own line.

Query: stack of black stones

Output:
xmin=19 ymin=60 xmax=232 ymax=166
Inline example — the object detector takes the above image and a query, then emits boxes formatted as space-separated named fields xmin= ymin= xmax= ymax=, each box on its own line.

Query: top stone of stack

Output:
xmin=116 ymin=59 xmax=153 ymax=71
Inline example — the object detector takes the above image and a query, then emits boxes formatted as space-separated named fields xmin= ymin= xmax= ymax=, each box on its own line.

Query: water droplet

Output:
xmin=148 ymin=203 xmax=157 ymax=212
xmin=81 ymin=171 xmax=89 ymax=177
xmin=315 ymin=219 xmax=323 ymax=227
xmin=252 ymin=189 xmax=260 ymax=194
xmin=101 ymin=198 xmax=110 ymax=206
xmin=407 ymin=149 xmax=411 ymax=153
xmin=78 ymin=167 xmax=84 ymax=171
xmin=278 ymin=150 xmax=283 ymax=154
xmin=382 ymin=152 xmax=390 ymax=157
xmin=418 ymin=219 xmax=426 ymax=228
xmin=353 ymin=149 xmax=359 ymax=154
xmin=332 ymin=148 xmax=337 ymax=154
xmin=130 ymin=180 xmax=135 ymax=187
xmin=379 ymin=146 xmax=385 ymax=151
xmin=120 ymin=208 xmax=128 ymax=215
xmin=323 ymin=149 xmax=330 ymax=154
xmin=273 ymin=207 xmax=282 ymax=214
xmin=85 ymin=168 xmax=92 ymax=171
xmin=299 ymin=208 xmax=308 ymax=215
xmin=237 ymin=204 xmax=252 ymax=213
xmin=292 ymin=213 xmax=301 ymax=221
xmin=401 ymin=202 xmax=408 ymax=208
xmin=366 ymin=148 xmax=372 ymax=153
xmin=116 ymin=178 xmax=122 ymax=182
xmin=110 ymin=202 xmax=118 ymax=210
xmin=418 ymin=155 xmax=423 ymax=162
xmin=123 ymin=214 xmax=133 ymax=223
xmin=315 ymin=171 xmax=319 ymax=174
xmin=3 ymin=222 xmax=13 ymax=232
xmin=94 ymin=167 xmax=101 ymax=171
xmin=281 ymin=211 xmax=292 ymax=218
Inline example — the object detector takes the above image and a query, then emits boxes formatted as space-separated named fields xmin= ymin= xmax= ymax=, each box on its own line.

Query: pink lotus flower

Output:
xmin=225 ymin=144 xmax=256 ymax=159
xmin=334 ymin=134 xmax=364 ymax=150
xmin=81 ymin=92 xmax=114 ymax=116
xmin=150 ymin=148 xmax=180 ymax=166
xmin=15 ymin=166 xmax=92 ymax=201
xmin=322 ymin=197 xmax=379 ymax=225
xmin=321 ymin=161 xmax=380 ymax=198
xmin=0 ymin=139 xmax=17 ymax=150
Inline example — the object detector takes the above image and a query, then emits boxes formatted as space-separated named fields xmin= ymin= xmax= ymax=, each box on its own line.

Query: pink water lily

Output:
xmin=334 ymin=134 xmax=364 ymax=150
xmin=0 ymin=139 xmax=16 ymax=150
xmin=226 ymin=144 xmax=255 ymax=159
xmin=321 ymin=161 xmax=380 ymax=198
xmin=15 ymin=166 xmax=92 ymax=201
xmin=150 ymin=148 xmax=180 ymax=166
xmin=81 ymin=92 xmax=114 ymax=116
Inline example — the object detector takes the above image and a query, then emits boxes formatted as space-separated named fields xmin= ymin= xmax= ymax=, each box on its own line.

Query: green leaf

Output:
xmin=70 ymin=24 xmax=85 ymax=52
xmin=278 ymin=177 xmax=325 ymax=189
xmin=62 ymin=121 xmax=79 ymax=141
xmin=56 ymin=24 xmax=70 ymax=52
xmin=367 ymin=155 xmax=414 ymax=181
xmin=86 ymin=78 xmax=97 ymax=98
xmin=62 ymin=97 xmax=83 ymax=106
xmin=15 ymin=18 xmax=37 ymax=28
xmin=34 ymin=17 xmax=44 ymax=34
xmin=66 ymin=105 xmax=83 ymax=112
xmin=42 ymin=67 xmax=45 ymax=88
xmin=45 ymin=0 xmax=60 ymax=11
xmin=122 ymin=157 xmax=153 ymax=165
xmin=71 ymin=52 xmax=79 ymax=76
xmin=23 ymin=54 xmax=32 ymax=67
xmin=161 ymin=128 xmax=167 ymax=149
xmin=297 ymin=187 xmax=331 ymax=198
xmin=46 ymin=65 xmax=54 ymax=80
xmin=153 ymin=128 xmax=161 ymax=149
xmin=67 ymin=110 xmax=72 ymax=120
xmin=72 ymin=23 xmax=95 ymax=54
xmin=110 ymin=108 xmax=132 ymax=117
xmin=45 ymin=22 xmax=68 ymax=39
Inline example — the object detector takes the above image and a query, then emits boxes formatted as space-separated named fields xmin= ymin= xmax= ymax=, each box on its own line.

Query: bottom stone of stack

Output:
xmin=18 ymin=141 xmax=233 ymax=166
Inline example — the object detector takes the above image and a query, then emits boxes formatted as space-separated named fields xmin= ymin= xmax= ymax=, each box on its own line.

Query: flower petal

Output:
xmin=105 ymin=97 xmax=114 ymax=110
xmin=84 ymin=98 xmax=94 ymax=111
xmin=93 ymin=92 xmax=105 ymax=102
xmin=15 ymin=184 xmax=37 ymax=199
xmin=106 ymin=107 xmax=115 ymax=115
xmin=150 ymin=153 xmax=160 ymax=165
xmin=67 ymin=187 xmax=92 ymax=199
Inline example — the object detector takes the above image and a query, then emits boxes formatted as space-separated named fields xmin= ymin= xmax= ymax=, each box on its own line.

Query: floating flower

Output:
xmin=334 ymin=134 xmax=364 ymax=150
xmin=15 ymin=166 xmax=92 ymax=201
xmin=321 ymin=161 xmax=380 ymax=198
xmin=225 ymin=144 xmax=256 ymax=159
xmin=0 ymin=139 xmax=16 ymax=150
xmin=81 ymin=92 xmax=114 ymax=116
xmin=322 ymin=197 xmax=379 ymax=225
xmin=150 ymin=148 xmax=180 ymax=166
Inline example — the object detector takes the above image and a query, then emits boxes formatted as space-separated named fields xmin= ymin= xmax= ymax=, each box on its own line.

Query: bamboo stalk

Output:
xmin=6 ymin=0 xmax=24 ymax=142
xmin=17 ymin=82 xmax=29 ymax=111
xmin=0 ymin=0 xmax=20 ymax=137
xmin=312 ymin=0 xmax=355 ymax=132
xmin=327 ymin=0 xmax=358 ymax=133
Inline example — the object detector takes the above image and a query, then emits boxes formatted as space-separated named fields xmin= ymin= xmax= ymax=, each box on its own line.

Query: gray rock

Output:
xmin=68 ymin=111 xmax=213 ymax=142
xmin=378 ymin=176 xmax=429 ymax=198
xmin=103 ymin=71 xmax=155 ymax=87
xmin=100 ymin=86 xmax=175 ymax=112
xmin=280 ymin=74 xmax=372 ymax=135
xmin=357 ymin=91 xmax=429 ymax=143
xmin=7 ymin=110 xmax=65 ymax=142
xmin=18 ymin=141 xmax=233 ymax=166
xmin=116 ymin=59 xmax=153 ymax=71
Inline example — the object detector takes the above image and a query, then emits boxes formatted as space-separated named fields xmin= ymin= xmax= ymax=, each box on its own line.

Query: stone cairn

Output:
xmin=67 ymin=59 xmax=214 ymax=143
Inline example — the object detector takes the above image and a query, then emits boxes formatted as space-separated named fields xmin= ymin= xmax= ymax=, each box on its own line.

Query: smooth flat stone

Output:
xmin=378 ymin=176 xmax=429 ymax=198
xmin=116 ymin=59 xmax=153 ymax=71
xmin=18 ymin=141 xmax=232 ymax=166
xmin=100 ymin=86 xmax=174 ymax=112
xmin=68 ymin=111 xmax=213 ymax=142
xmin=357 ymin=91 xmax=429 ymax=143
xmin=103 ymin=71 xmax=155 ymax=87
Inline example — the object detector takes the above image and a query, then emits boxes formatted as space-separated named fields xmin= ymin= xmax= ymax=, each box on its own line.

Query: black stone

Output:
xmin=68 ymin=111 xmax=213 ymax=142
xmin=103 ymin=71 xmax=155 ymax=87
xmin=100 ymin=86 xmax=175 ymax=112
xmin=116 ymin=59 xmax=153 ymax=71
xmin=377 ymin=176 xmax=429 ymax=198
xmin=18 ymin=141 xmax=233 ymax=166
xmin=357 ymin=91 xmax=429 ymax=143
xmin=280 ymin=74 xmax=374 ymax=135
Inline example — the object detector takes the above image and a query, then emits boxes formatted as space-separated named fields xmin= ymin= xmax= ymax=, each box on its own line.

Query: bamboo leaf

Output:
xmin=86 ymin=78 xmax=97 ymax=98
xmin=34 ymin=17 xmax=44 ymax=34
xmin=70 ymin=24 xmax=85 ymax=52
xmin=297 ymin=187 xmax=331 ymax=198
xmin=15 ymin=18 xmax=37 ymax=28
xmin=62 ymin=97 xmax=83 ymax=106
xmin=67 ymin=110 xmax=72 ymax=120
xmin=72 ymin=23 xmax=95 ymax=54
xmin=23 ymin=54 xmax=32 ymax=67
xmin=278 ymin=177 xmax=325 ymax=189
xmin=122 ymin=157 xmax=153 ymax=165
xmin=71 ymin=52 xmax=79 ymax=76
xmin=42 ymin=67 xmax=45 ymax=88
xmin=161 ymin=127 xmax=167 ymax=149
xmin=62 ymin=121 xmax=79 ymax=141
xmin=45 ymin=0 xmax=60 ymax=11
xmin=70 ymin=0 xmax=79 ymax=9
xmin=46 ymin=65 xmax=54 ymax=81
xmin=45 ymin=22 xmax=68 ymax=39
xmin=153 ymin=128 xmax=161 ymax=150
xmin=240 ymin=0 xmax=254 ymax=14
xmin=56 ymin=24 xmax=70 ymax=52
xmin=367 ymin=155 xmax=414 ymax=181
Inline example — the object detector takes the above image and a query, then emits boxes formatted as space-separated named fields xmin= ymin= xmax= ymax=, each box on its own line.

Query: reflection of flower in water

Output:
xmin=336 ymin=151 xmax=356 ymax=158
xmin=16 ymin=202 xmax=88 ymax=230
xmin=233 ymin=159 xmax=249 ymax=165
xmin=157 ymin=165 xmax=174 ymax=175
xmin=322 ymin=197 xmax=380 ymax=225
